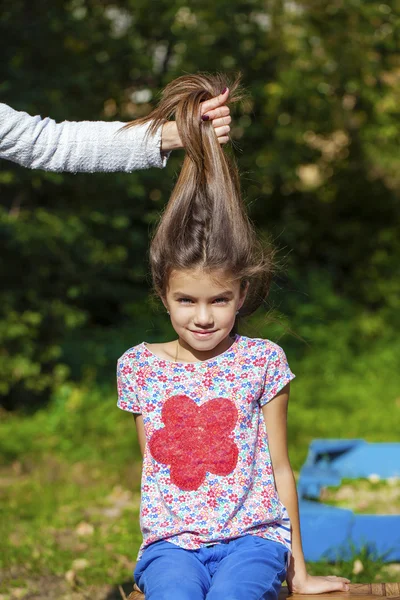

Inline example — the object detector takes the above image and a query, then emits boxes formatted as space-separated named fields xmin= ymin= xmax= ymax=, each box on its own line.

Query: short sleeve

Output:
xmin=259 ymin=343 xmax=295 ymax=407
xmin=116 ymin=355 xmax=141 ymax=414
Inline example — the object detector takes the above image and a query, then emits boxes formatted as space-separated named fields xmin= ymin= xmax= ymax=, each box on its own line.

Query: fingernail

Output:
xmin=221 ymin=87 xmax=228 ymax=94
xmin=201 ymin=114 xmax=210 ymax=121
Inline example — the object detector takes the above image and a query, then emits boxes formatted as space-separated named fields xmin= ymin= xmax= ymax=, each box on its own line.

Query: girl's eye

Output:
xmin=177 ymin=298 xmax=193 ymax=304
xmin=213 ymin=297 xmax=229 ymax=304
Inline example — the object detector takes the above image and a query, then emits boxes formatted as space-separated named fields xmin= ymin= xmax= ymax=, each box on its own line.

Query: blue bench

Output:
xmin=298 ymin=439 xmax=400 ymax=562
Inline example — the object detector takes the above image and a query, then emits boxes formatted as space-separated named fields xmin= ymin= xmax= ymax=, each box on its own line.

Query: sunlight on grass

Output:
xmin=0 ymin=458 xmax=142 ymax=592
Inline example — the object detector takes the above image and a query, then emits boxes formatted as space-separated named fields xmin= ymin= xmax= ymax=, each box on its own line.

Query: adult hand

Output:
xmin=161 ymin=88 xmax=231 ymax=151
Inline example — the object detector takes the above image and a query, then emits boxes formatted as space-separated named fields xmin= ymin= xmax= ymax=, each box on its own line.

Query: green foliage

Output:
xmin=0 ymin=458 xmax=142 ymax=590
xmin=1 ymin=2 xmax=399 ymax=593
xmin=1 ymin=349 xmax=399 ymax=591
xmin=307 ymin=543 xmax=389 ymax=583
xmin=1 ymin=1 xmax=400 ymax=405
xmin=0 ymin=382 xmax=142 ymax=466
xmin=1 ymin=323 xmax=399 ymax=471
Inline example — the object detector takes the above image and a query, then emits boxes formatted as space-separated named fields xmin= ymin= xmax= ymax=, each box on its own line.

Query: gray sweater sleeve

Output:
xmin=0 ymin=103 xmax=169 ymax=173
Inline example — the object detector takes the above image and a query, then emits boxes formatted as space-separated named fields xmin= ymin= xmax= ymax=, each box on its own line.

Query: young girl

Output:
xmin=117 ymin=74 xmax=351 ymax=600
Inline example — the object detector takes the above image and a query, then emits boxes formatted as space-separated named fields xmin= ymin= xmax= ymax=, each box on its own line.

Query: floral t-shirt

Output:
xmin=117 ymin=335 xmax=295 ymax=564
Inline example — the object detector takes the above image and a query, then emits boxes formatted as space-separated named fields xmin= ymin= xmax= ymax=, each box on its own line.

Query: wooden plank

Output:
xmin=279 ymin=583 xmax=400 ymax=598
xmin=386 ymin=583 xmax=400 ymax=597
xmin=127 ymin=582 xmax=400 ymax=599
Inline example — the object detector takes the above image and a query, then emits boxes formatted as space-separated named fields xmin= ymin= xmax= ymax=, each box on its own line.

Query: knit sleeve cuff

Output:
xmin=148 ymin=121 xmax=170 ymax=169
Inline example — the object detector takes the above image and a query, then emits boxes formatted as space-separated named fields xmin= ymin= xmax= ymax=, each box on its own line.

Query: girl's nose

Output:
xmin=194 ymin=305 xmax=214 ymax=326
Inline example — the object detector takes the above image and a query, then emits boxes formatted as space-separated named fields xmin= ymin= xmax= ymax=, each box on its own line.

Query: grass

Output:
xmin=0 ymin=457 xmax=142 ymax=594
xmin=1 ymin=456 xmax=399 ymax=596
xmin=1 ymin=335 xmax=400 ymax=596
xmin=319 ymin=477 xmax=400 ymax=514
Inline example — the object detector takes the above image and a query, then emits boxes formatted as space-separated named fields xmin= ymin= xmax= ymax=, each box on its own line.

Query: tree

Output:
xmin=1 ymin=0 xmax=399 ymax=407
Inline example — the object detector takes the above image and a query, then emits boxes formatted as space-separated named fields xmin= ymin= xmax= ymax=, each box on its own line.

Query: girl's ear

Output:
xmin=238 ymin=280 xmax=250 ymax=310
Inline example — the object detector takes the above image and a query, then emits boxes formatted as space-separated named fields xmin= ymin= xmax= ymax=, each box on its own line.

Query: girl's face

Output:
xmin=163 ymin=268 xmax=248 ymax=359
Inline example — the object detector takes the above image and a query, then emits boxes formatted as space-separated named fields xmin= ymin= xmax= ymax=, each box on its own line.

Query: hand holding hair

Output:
xmin=0 ymin=88 xmax=231 ymax=173
xmin=160 ymin=88 xmax=231 ymax=151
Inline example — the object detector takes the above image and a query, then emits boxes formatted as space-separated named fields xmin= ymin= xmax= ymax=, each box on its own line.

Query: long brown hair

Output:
xmin=127 ymin=73 xmax=275 ymax=319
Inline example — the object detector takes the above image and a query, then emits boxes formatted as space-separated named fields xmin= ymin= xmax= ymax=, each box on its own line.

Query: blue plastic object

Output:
xmin=297 ymin=439 xmax=400 ymax=562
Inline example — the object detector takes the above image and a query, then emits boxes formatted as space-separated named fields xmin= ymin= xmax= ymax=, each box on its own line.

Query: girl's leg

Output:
xmin=206 ymin=536 xmax=288 ymax=600
xmin=134 ymin=540 xmax=211 ymax=600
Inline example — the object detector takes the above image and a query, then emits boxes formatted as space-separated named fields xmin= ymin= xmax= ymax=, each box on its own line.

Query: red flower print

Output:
xmin=185 ymin=364 xmax=195 ymax=372
xmin=226 ymin=373 xmax=235 ymax=382
xmin=254 ymin=357 xmax=267 ymax=367
xmin=184 ymin=515 xmax=196 ymax=524
xmin=192 ymin=536 xmax=202 ymax=544
xmin=261 ymin=491 xmax=272 ymax=510
xmin=160 ymin=520 xmax=169 ymax=527
xmin=243 ymin=516 xmax=253 ymax=525
xmin=149 ymin=395 xmax=238 ymax=491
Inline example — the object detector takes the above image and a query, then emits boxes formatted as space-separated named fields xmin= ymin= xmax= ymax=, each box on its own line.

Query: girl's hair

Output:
xmin=126 ymin=73 xmax=275 ymax=319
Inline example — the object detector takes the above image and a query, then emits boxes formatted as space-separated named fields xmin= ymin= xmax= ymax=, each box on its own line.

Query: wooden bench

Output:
xmin=127 ymin=582 xmax=400 ymax=599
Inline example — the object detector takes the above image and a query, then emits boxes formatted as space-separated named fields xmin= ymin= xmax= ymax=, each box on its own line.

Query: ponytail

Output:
xmin=127 ymin=73 xmax=275 ymax=318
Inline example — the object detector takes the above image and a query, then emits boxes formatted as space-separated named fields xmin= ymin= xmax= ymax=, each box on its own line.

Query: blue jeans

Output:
xmin=134 ymin=535 xmax=288 ymax=600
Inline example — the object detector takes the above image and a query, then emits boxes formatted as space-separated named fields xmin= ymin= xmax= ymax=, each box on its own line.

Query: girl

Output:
xmin=0 ymin=91 xmax=229 ymax=173
xmin=117 ymin=74 xmax=350 ymax=600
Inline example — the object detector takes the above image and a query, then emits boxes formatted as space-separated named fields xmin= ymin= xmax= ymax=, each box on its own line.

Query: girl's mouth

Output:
xmin=190 ymin=330 xmax=216 ymax=337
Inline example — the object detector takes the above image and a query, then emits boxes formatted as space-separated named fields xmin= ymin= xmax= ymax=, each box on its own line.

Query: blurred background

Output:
xmin=1 ymin=0 xmax=399 ymax=597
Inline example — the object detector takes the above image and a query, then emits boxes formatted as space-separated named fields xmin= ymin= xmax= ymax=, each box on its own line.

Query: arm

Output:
xmin=0 ymin=103 xmax=166 ymax=173
xmin=262 ymin=383 xmax=350 ymax=595
xmin=134 ymin=414 xmax=146 ymax=458
xmin=0 ymin=91 xmax=231 ymax=174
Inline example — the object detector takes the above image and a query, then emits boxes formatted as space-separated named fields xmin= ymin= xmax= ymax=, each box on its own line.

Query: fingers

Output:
xmin=217 ymin=135 xmax=230 ymax=145
xmin=200 ymin=88 xmax=229 ymax=115
xmin=325 ymin=576 xmax=350 ymax=592
xmin=201 ymin=92 xmax=232 ymax=145
xmin=201 ymin=105 xmax=230 ymax=122
xmin=211 ymin=115 xmax=231 ymax=129
xmin=214 ymin=125 xmax=230 ymax=139
xmin=209 ymin=114 xmax=231 ymax=145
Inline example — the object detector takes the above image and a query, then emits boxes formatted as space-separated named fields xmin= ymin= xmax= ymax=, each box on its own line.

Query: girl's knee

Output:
xmin=207 ymin=581 xmax=282 ymax=600
xmin=144 ymin=583 xmax=205 ymax=600
xmin=206 ymin=583 xmax=242 ymax=600
xmin=138 ymin=567 xmax=209 ymax=600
